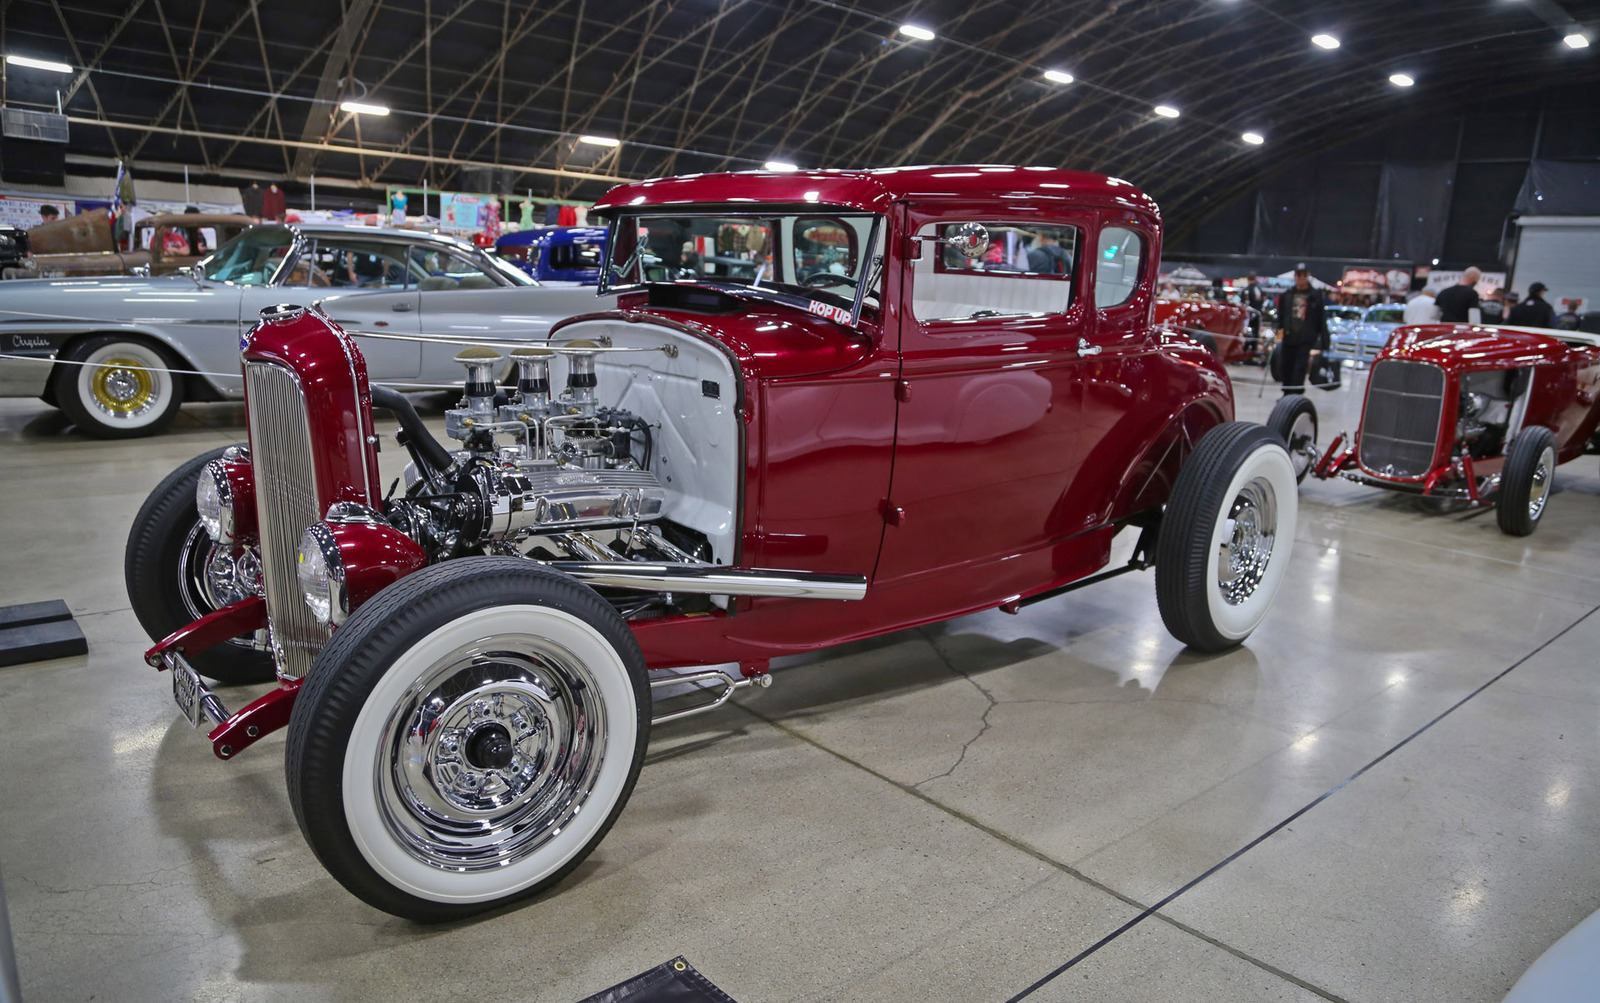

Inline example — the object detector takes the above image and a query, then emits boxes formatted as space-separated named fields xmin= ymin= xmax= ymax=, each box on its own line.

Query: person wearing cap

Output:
xmin=1507 ymin=282 xmax=1556 ymax=328
xmin=1275 ymin=266 xmax=1329 ymax=395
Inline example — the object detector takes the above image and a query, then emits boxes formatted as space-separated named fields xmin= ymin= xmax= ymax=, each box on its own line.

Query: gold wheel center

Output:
xmin=90 ymin=357 xmax=156 ymax=414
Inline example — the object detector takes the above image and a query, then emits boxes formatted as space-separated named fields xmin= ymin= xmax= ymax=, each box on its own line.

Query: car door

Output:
xmin=284 ymin=236 xmax=422 ymax=380
xmin=1068 ymin=213 xmax=1172 ymax=530
xmin=874 ymin=205 xmax=1100 ymax=593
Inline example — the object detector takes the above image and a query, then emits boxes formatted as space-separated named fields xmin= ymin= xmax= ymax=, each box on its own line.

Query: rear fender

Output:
xmin=1105 ymin=398 xmax=1230 ymax=518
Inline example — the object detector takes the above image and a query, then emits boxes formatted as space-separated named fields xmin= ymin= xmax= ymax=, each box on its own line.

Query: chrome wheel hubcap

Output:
xmin=1288 ymin=412 xmax=1317 ymax=478
xmin=378 ymin=635 xmax=608 ymax=872
xmin=1528 ymin=448 xmax=1554 ymax=519
xmin=1218 ymin=477 xmax=1278 ymax=606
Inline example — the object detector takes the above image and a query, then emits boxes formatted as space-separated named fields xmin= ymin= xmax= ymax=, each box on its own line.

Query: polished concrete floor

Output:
xmin=1 ymin=363 xmax=1598 ymax=1003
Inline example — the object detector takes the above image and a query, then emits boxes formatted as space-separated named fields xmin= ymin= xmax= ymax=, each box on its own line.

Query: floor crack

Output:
xmin=913 ymin=627 xmax=1000 ymax=787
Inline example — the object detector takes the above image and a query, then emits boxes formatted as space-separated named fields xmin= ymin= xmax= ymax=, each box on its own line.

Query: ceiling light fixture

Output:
xmin=1563 ymin=32 xmax=1590 ymax=49
xmin=764 ymin=160 xmax=798 ymax=172
xmin=1043 ymin=69 xmax=1074 ymax=85
xmin=1242 ymin=131 xmax=1265 ymax=145
xmin=578 ymin=134 xmax=621 ymax=147
xmin=5 ymin=54 xmax=72 ymax=73
xmin=339 ymin=100 xmax=390 ymax=116
xmin=898 ymin=24 xmax=936 ymax=41
xmin=1153 ymin=105 xmax=1180 ymax=119
xmin=1311 ymin=33 xmax=1341 ymax=49
xmin=1389 ymin=72 xmax=1415 ymax=87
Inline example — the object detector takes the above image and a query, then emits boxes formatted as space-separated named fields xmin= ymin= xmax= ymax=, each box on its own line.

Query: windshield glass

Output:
xmin=203 ymin=226 xmax=294 ymax=284
xmin=604 ymin=211 xmax=881 ymax=309
xmin=1367 ymin=307 xmax=1404 ymax=323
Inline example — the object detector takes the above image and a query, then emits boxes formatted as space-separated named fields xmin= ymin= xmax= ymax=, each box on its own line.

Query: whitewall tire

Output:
xmin=55 ymin=335 xmax=184 ymax=438
xmin=1156 ymin=422 xmax=1298 ymax=652
xmin=285 ymin=558 xmax=649 ymax=922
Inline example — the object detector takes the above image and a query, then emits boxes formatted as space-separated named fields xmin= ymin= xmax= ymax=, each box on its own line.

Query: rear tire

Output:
xmin=125 ymin=446 xmax=275 ymax=685
xmin=1496 ymin=426 xmax=1557 ymax=537
xmin=285 ymin=558 xmax=650 ymax=922
xmin=1156 ymin=423 xmax=1298 ymax=652
xmin=55 ymin=335 xmax=184 ymax=438
xmin=1265 ymin=395 xmax=1318 ymax=483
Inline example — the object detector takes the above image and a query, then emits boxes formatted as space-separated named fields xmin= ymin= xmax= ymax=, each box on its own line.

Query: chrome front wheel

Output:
xmin=286 ymin=559 xmax=649 ymax=922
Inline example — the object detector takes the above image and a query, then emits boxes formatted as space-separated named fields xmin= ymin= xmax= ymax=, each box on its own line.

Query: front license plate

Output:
xmin=171 ymin=656 xmax=210 ymax=728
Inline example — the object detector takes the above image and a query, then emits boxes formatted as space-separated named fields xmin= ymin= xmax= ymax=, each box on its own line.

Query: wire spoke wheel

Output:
xmin=1216 ymin=478 xmax=1277 ymax=606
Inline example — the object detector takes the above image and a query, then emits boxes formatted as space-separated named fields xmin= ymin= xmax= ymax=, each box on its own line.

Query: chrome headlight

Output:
xmin=296 ymin=523 xmax=346 ymax=625
xmin=195 ymin=461 xmax=234 ymax=543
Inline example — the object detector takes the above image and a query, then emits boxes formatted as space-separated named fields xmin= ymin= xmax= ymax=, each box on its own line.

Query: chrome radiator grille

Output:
xmin=245 ymin=361 xmax=325 ymax=678
xmin=1359 ymin=359 xmax=1445 ymax=478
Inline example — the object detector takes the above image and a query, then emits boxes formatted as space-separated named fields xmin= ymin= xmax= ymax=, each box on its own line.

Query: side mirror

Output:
xmin=909 ymin=222 xmax=991 ymax=261
xmin=946 ymin=221 xmax=990 ymax=259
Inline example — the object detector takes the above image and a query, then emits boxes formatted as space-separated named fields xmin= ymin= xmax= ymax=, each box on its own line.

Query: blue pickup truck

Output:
xmin=494 ymin=225 xmax=606 ymax=285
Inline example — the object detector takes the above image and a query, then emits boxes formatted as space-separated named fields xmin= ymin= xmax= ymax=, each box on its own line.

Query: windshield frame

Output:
xmin=598 ymin=207 xmax=885 ymax=328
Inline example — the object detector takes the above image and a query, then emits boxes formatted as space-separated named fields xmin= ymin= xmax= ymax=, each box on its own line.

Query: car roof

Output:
xmin=496 ymin=225 xmax=607 ymax=247
xmin=592 ymin=165 xmax=1160 ymax=219
xmin=139 ymin=212 xmax=255 ymax=227
xmin=271 ymin=222 xmax=482 ymax=251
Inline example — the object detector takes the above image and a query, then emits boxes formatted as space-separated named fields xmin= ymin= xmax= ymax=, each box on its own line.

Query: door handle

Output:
xmin=1077 ymin=338 xmax=1102 ymax=357
xmin=391 ymin=301 xmax=415 ymax=312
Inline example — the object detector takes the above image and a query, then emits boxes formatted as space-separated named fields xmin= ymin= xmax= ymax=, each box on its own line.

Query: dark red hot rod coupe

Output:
xmin=125 ymin=167 xmax=1298 ymax=920
xmin=1268 ymin=323 xmax=1600 ymax=535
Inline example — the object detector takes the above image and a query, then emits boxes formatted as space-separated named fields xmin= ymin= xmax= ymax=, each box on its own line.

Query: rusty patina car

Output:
xmin=1268 ymin=323 xmax=1600 ymax=535
xmin=125 ymin=167 xmax=1298 ymax=920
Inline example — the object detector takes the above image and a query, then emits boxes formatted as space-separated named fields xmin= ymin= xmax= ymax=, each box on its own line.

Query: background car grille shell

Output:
xmin=1359 ymin=359 xmax=1446 ymax=479
xmin=244 ymin=361 xmax=325 ymax=678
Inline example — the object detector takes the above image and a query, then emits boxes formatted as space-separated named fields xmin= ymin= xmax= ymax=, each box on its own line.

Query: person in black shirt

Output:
xmin=1243 ymin=272 xmax=1266 ymax=353
xmin=1507 ymin=282 xmax=1556 ymax=328
xmin=1434 ymin=267 xmax=1481 ymax=323
xmin=1275 ymin=266 xmax=1329 ymax=395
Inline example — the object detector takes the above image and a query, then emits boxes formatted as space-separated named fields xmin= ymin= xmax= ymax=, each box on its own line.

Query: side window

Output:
xmin=410 ymin=246 xmax=498 ymax=290
xmin=912 ymin=222 xmax=1079 ymax=323
xmin=301 ymin=240 xmax=412 ymax=289
xmin=791 ymin=218 xmax=858 ymax=283
xmin=549 ymin=240 xmax=603 ymax=272
xmin=1095 ymin=227 xmax=1144 ymax=308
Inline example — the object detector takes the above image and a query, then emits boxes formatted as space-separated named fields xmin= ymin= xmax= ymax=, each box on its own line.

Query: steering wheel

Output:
xmin=803 ymin=272 xmax=857 ymax=289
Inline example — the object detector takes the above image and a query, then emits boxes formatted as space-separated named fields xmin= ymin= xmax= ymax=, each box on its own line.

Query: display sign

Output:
xmin=438 ymin=192 xmax=501 ymax=233
xmin=1339 ymin=267 xmax=1414 ymax=293
xmin=1425 ymin=269 xmax=1505 ymax=296
xmin=0 ymin=196 xmax=75 ymax=229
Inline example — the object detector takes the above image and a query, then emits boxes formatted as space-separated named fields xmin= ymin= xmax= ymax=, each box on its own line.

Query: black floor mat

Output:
xmin=576 ymin=957 xmax=740 ymax=1003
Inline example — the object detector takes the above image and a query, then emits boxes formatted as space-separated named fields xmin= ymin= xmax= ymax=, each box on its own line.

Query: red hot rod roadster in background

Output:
xmin=1267 ymin=323 xmax=1600 ymax=535
xmin=125 ymin=167 xmax=1297 ymax=920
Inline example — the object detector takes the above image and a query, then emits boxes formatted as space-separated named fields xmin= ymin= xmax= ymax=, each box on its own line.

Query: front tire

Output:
xmin=1266 ymin=395 xmax=1318 ymax=483
xmin=285 ymin=558 xmax=650 ymax=922
xmin=55 ymin=335 xmax=184 ymax=438
xmin=1156 ymin=423 xmax=1298 ymax=652
xmin=1496 ymin=426 xmax=1557 ymax=537
xmin=125 ymin=446 xmax=275 ymax=685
